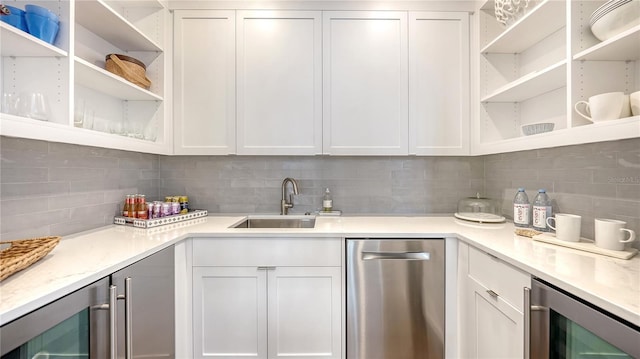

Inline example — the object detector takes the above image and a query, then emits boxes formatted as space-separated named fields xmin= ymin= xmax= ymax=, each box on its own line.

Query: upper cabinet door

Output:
xmin=323 ymin=11 xmax=409 ymax=155
xmin=173 ymin=10 xmax=236 ymax=155
xmin=236 ymin=11 xmax=322 ymax=155
xmin=409 ymin=12 xmax=470 ymax=155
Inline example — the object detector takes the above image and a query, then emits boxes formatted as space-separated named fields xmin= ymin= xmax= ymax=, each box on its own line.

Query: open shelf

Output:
xmin=75 ymin=57 xmax=163 ymax=101
xmin=481 ymin=61 xmax=566 ymax=103
xmin=0 ymin=22 xmax=68 ymax=57
xmin=0 ymin=113 xmax=169 ymax=155
xmin=481 ymin=0 xmax=566 ymax=54
xmin=476 ymin=116 xmax=640 ymax=155
xmin=573 ymin=25 xmax=640 ymax=61
xmin=75 ymin=0 xmax=162 ymax=52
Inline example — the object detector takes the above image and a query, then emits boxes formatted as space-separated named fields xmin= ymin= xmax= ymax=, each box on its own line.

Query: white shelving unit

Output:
xmin=475 ymin=0 xmax=640 ymax=155
xmin=480 ymin=0 xmax=565 ymax=54
xmin=75 ymin=0 xmax=163 ymax=52
xmin=75 ymin=57 xmax=163 ymax=101
xmin=481 ymin=61 xmax=566 ymax=103
xmin=0 ymin=22 xmax=68 ymax=57
xmin=0 ymin=0 xmax=170 ymax=155
xmin=573 ymin=25 xmax=640 ymax=61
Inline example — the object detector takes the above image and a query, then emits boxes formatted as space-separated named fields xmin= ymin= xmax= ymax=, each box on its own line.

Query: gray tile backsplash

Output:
xmin=0 ymin=137 xmax=159 ymax=240
xmin=484 ymin=137 xmax=640 ymax=242
xmin=157 ymin=156 xmax=484 ymax=215
xmin=1 ymin=136 xmax=639 ymax=246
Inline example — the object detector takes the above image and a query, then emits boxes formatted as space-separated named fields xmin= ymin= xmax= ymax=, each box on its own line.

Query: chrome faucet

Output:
xmin=281 ymin=177 xmax=299 ymax=215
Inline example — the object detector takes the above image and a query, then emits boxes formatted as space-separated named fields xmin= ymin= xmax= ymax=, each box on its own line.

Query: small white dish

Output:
xmin=521 ymin=122 xmax=554 ymax=136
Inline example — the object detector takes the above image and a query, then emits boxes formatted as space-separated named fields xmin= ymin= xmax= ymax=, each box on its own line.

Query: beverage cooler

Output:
xmin=0 ymin=246 xmax=174 ymax=359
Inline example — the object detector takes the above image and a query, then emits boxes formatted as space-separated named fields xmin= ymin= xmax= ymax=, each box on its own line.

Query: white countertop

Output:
xmin=1 ymin=215 xmax=638 ymax=327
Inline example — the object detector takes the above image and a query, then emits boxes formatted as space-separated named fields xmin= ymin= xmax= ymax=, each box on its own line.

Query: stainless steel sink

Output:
xmin=231 ymin=215 xmax=316 ymax=228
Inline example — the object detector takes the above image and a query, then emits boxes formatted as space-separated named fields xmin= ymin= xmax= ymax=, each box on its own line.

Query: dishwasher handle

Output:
xmin=362 ymin=251 xmax=430 ymax=261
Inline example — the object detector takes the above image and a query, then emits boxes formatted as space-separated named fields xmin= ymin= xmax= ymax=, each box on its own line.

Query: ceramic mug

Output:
xmin=546 ymin=213 xmax=581 ymax=242
xmin=574 ymin=92 xmax=631 ymax=122
xmin=594 ymin=219 xmax=636 ymax=251
xmin=630 ymin=91 xmax=640 ymax=116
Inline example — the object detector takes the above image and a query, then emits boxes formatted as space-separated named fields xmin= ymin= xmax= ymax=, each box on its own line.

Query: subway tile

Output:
xmin=593 ymin=169 xmax=640 ymax=185
xmin=554 ymin=182 xmax=617 ymax=198
xmin=1 ymin=197 xmax=46 ymax=216
xmin=49 ymin=167 xmax=106 ymax=182
xmin=1 ymin=182 xmax=69 ymax=199
xmin=1 ymin=209 xmax=69 ymax=234
xmin=48 ymin=192 xmax=105 ymax=210
xmin=1 ymin=167 xmax=48 ymax=183
xmin=617 ymin=184 xmax=640 ymax=201
xmin=1 ymin=149 xmax=50 ymax=168
xmin=1 ymin=136 xmax=48 ymax=153
xmin=46 ymin=153 xmax=120 ymax=169
xmin=0 ymin=226 xmax=51 ymax=241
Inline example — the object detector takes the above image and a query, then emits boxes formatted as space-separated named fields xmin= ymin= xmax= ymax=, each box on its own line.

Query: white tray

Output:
xmin=454 ymin=212 xmax=506 ymax=223
xmin=114 ymin=210 xmax=208 ymax=228
xmin=532 ymin=233 xmax=638 ymax=260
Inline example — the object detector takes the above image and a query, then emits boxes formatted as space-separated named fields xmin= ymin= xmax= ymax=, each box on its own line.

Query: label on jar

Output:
xmin=533 ymin=205 xmax=551 ymax=229
xmin=513 ymin=203 xmax=530 ymax=225
xmin=323 ymin=199 xmax=332 ymax=211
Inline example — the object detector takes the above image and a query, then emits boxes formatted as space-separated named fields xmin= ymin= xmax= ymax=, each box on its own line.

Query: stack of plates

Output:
xmin=589 ymin=0 xmax=640 ymax=41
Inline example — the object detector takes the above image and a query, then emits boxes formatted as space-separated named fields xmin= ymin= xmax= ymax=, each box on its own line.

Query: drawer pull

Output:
xmin=257 ymin=266 xmax=276 ymax=271
xmin=487 ymin=289 xmax=499 ymax=298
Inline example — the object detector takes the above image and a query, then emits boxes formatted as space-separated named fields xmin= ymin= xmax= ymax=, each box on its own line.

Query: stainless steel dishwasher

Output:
xmin=346 ymin=238 xmax=445 ymax=359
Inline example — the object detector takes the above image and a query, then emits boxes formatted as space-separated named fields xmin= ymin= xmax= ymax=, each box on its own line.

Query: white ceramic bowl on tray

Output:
xmin=521 ymin=122 xmax=554 ymax=136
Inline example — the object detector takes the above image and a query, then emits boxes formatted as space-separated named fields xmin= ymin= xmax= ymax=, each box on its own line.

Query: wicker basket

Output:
xmin=0 ymin=236 xmax=61 ymax=281
xmin=105 ymin=54 xmax=151 ymax=90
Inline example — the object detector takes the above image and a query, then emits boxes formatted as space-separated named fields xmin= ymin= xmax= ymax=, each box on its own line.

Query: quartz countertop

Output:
xmin=1 ymin=215 xmax=638 ymax=327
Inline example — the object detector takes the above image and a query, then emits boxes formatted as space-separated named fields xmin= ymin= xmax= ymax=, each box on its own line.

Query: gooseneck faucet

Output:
xmin=281 ymin=177 xmax=299 ymax=215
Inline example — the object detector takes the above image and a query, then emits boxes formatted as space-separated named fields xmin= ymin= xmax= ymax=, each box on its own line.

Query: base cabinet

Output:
xmin=458 ymin=242 xmax=530 ymax=359
xmin=191 ymin=238 xmax=342 ymax=359
xmin=193 ymin=266 xmax=341 ymax=359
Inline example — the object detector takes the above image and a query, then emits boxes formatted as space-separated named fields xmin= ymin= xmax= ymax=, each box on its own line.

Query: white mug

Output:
xmin=630 ymin=91 xmax=640 ymax=116
xmin=594 ymin=219 xmax=636 ymax=251
xmin=574 ymin=92 xmax=631 ymax=122
xmin=546 ymin=214 xmax=581 ymax=242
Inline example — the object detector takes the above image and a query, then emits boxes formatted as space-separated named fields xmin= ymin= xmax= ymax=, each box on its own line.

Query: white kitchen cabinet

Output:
xmin=322 ymin=11 xmax=408 ymax=155
xmin=191 ymin=238 xmax=342 ymax=359
xmin=193 ymin=266 xmax=268 ymax=359
xmin=173 ymin=10 xmax=236 ymax=155
xmin=236 ymin=11 xmax=322 ymax=155
xmin=1 ymin=0 xmax=171 ymax=154
xmin=475 ymin=0 xmax=639 ymax=155
xmin=458 ymin=242 xmax=530 ymax=359
xmin=409 ymin=12 xmax=470 ymax=155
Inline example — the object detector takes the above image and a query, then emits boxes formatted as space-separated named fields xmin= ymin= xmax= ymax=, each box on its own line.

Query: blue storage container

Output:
xmin=1 ymin=5 xmax=28 ymax=32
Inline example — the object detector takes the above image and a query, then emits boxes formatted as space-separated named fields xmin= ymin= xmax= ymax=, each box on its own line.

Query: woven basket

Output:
xmin=105 ymin=54 xmax=151 ymax=90
xmin=0 ymin=236 xmax=61 ymax=281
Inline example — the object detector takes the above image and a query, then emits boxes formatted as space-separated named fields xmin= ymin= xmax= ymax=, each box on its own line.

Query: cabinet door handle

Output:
xmin=109 ymin=285 xmax=117 ymax=359
xmin=486 ymin=289 xmax=499 ymax=298
xmin=362 ymin=251 xmax=430 ymax=260
xmin=124 ymin=277 xmax=132 ymax=359
xmin=524 ymin=287 xmax=531 ymax=359
xmin=257 ymin=266 xmax=276 ymax=270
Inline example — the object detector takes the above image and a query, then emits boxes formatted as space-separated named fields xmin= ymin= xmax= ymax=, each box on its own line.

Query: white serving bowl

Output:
xmin=590 ymin=0 xmax=640 ymax=41
xmin=521 ymin=122 xmax=554 ymax=136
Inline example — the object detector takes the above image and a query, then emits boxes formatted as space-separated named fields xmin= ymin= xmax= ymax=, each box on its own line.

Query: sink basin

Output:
xmin=231 ymin=215 xmax=316 ymax=229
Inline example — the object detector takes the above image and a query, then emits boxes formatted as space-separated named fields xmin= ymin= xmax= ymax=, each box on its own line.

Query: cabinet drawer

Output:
xmin=192 ymin=238 xmax=342 ymax=267
xmin=468 ymin=246 xmax=530 ymax=312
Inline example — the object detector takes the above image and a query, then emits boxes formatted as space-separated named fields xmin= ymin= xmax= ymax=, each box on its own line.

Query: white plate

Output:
xmin=591 ymin=0 xmax=640 ymax=41
xmin=454 ymin=212 xmax=506 ymax=223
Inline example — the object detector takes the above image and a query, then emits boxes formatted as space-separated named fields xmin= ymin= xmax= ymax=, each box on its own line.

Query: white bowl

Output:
xmin=521 ymin=122 xmax=554 ymax=136
xmin=590 ymin=0 xmax=640 ymax=41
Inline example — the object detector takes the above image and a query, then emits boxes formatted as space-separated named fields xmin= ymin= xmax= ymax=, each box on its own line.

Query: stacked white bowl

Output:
xmin=590 ymin=0 xmax=640 ymax=41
